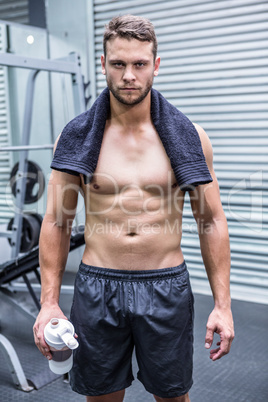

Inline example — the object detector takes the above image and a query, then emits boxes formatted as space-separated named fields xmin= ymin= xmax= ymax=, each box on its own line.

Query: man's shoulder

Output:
xmin=192 ymin=123 xmax=213 ymax=168
xmin=192 ymin=123 xmax=211 ymax=144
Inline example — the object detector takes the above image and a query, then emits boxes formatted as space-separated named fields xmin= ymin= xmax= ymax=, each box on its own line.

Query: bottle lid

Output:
xmin=57 ymin=326 xmax=79 ymax=350
xmin=44 ymin=318 xmax=79 ymax=350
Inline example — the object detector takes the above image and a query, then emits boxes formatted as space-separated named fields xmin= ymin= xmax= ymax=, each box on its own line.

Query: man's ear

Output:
xmin=101 ymin=54 xmax=106 ymax=75
xmin=154 ymin=56 xmax=160 ymax=76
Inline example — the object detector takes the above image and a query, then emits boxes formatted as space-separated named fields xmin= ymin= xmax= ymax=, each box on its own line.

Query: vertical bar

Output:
xmin=86 ymin=0 xmax=97 ymax=105
xmin=10 ymin=70 xmax=39 ymax=258
xmin=46 ymin=29 xmax=55 ymax=155
xmin=34 ymin=268 xmax=41 ymax=284
xmin=69 ymin=52 xmax=86 ymax=116
xmin=22 ymin=274 xmax=41 ymax=310
xmin=69 ymin=53 xmax=86 ymax=229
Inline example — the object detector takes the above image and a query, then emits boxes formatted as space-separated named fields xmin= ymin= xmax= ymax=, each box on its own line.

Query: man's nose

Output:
xmin=122 ymin=67 xmax=136 ymax=81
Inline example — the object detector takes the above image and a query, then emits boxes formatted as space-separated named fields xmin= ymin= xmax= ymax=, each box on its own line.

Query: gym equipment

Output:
xmin=0 ymin=51 xmax=86 ymax=259
xmin=0 ymin=334 xmax=34 ymax=392
xmin=10 ymin=160 xmax=45 ymax=204
xmin=0 ymin=227 xmax=85 ymax=391
xmin=7 ymin=213 xmax=43 ymax=253
xmin=25 ymin=211 xmax=43 ymax=226
xmin=0 ymin=52 xmax=87 ymax=392
xmin=0 ymin=144 xmax=54 ymax=151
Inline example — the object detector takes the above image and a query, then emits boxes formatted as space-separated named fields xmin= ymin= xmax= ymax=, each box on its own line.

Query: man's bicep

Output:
xmin=189 ymin=170 xmax=226 ymax=227
xmin=45 ymin=169 xmax=81 ymax=226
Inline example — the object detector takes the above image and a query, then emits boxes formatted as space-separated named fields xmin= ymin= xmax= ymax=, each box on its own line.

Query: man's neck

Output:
xmin=109 ymin=91 xmax=152 ymax=130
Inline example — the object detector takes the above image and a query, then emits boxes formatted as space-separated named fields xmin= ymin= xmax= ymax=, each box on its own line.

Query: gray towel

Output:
xmin=51 ymin=87 xmax=212 ymax=190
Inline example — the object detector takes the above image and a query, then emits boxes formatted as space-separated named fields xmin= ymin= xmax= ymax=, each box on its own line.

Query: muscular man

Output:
xmin=34 ymin=15 xmax=234 ymax=402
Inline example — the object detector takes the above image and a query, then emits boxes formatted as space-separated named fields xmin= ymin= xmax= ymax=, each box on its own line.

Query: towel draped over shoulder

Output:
xmin=51 ymin=87 xmax=212 ymax=191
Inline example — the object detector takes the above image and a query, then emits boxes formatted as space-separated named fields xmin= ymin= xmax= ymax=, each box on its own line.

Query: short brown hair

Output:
xmin=103 ymin=14 xmax=158 ymax=60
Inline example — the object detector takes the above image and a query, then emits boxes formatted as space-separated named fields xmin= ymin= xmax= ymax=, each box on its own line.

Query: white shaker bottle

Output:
xmin=44 ymin=318 xmax=79 ymax=374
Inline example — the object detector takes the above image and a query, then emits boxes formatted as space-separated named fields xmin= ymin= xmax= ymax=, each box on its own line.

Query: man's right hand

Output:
xmin=33 ymin=303 xmax=68 ymax=360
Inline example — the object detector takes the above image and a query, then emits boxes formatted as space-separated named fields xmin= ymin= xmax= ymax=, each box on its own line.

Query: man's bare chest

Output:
xmin=87 ymin=126 xmax=178 ymax=194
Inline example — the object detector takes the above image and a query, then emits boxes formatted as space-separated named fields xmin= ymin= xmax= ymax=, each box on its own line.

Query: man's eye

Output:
xmin=136 ymin=63 xmax=145 ymax=67
xmin=113 ymin=63 xmax=123 ymax=67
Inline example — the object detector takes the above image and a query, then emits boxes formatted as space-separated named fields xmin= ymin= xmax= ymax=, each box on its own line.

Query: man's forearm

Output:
xmin=39 ymin=216 xmax=72 ymax=306
xmin=198 ymin=216 xmax=231 ymax=308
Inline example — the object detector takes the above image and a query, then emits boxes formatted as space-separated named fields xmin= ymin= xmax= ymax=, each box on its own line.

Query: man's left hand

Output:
xmin=205 ymin=307 xmax=235 ymax=361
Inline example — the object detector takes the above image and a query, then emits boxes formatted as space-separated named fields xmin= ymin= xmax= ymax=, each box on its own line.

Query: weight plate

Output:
xmin=7 ymin=213 xmax=42 ymax=253
xmin=24 ymin=212 xmax=43 ymax=226
xmin=10 ymin=160 xmax=45 ymax=204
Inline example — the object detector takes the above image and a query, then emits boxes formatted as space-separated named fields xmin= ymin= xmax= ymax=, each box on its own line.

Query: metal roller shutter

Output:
xmin=0 ymin=23 xmax=13 ymax=224
xmin=92 ymin=0 xmax=268 ymax=303
xmin=0 ymin=0 xmax=29 ymax=25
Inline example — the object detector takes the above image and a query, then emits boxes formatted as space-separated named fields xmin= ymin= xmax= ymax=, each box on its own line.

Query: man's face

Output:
xmin=101 ymin=37 xmax=160 ymax=106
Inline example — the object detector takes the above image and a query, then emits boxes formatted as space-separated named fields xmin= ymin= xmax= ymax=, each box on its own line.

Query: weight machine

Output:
xmin=0 ymin=52 xmax=87 ymax=391
xmin=0 ymin=51 xmax=87 ymax=258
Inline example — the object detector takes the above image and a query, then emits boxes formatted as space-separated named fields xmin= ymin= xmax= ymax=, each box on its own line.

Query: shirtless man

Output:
xmin=33 ymin=15 xmax=234 ymax=402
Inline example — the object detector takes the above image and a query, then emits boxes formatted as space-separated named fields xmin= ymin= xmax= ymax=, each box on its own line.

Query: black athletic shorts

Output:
xmin=70 ymin=260 xmax=194 ymax=398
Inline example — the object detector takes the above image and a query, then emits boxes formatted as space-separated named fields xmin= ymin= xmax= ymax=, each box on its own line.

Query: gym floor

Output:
xmin=0 ymin=271 xmax=267 ymax=402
